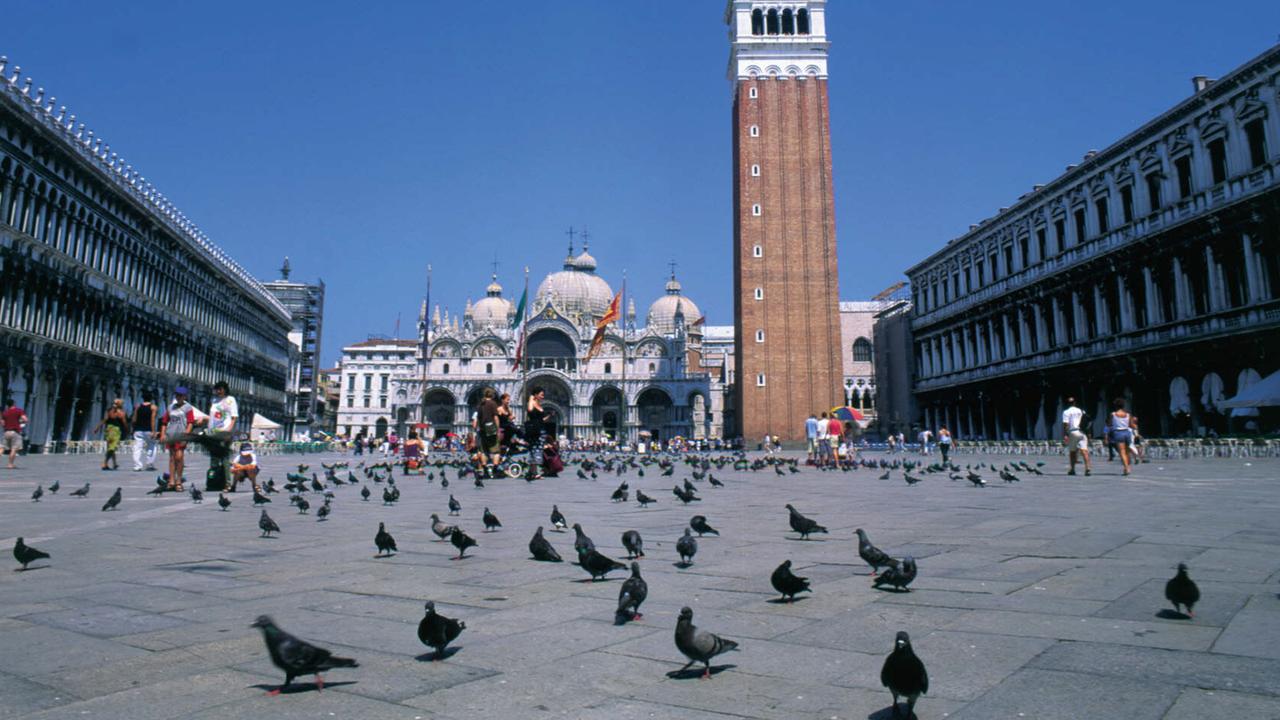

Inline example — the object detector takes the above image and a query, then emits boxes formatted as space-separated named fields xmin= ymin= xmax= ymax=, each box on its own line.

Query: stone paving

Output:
xmin=2 ymin=449 xmax=1279 ymax=719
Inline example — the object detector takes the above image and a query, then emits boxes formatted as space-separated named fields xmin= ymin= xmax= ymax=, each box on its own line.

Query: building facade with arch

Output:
xmin=0 ymin=57 xmax=292 ymax=450
xmin=377 ymin=249 xmax=723 ymax=443
xmin=906 ymin=46 xmax=1280 ymax=439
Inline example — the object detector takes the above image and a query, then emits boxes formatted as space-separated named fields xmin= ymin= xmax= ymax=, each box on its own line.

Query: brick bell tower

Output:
xmin=728 ymin=1 xmax=843 ymax=443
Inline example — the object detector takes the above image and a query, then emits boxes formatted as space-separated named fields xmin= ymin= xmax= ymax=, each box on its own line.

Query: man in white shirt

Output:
xmin=1061 ymin=396 xmax=1091 ymax=476
xmin=209 ymin=381 xmax=239 ymax=435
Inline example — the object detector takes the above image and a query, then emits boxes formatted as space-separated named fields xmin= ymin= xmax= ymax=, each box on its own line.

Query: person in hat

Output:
xmin=160 ymin=387 xmax=198 ymax=490
xmin=229 ymin=442 xmax=260 ymax=492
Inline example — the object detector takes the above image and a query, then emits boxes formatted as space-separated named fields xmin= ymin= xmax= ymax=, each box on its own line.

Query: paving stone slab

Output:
xmin=945 ymin=608 xmax=1221 ymax=651
xmin=0 ymin=671 xmax=78 ymax=719
xmin=1095 ymin=577 xmax=1252 ymax=627
xmin=14 ymin=669 xmax=264 ymax=720
xmin=1162 ymin=687 xmax=1280 ymax=720
xmin=0 ymin=624 xmax=150 ymax=677
xmin=948 ymin=667 xmax=1180 ymax=720
xmin=772 ymin=603 xmax=973 ymax=655
xmin=1028 ymin=641 xmax=1280 ymax=697
xmin=1212 ymin=595 xmax=1280 ymax=660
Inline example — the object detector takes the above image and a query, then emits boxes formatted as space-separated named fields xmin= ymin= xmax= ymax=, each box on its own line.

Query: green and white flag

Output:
xmin=510 ymin=288 xmax=527 ymax=329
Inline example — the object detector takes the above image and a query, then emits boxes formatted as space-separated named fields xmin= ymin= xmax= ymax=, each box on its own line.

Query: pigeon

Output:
xmin=259 ymin=509 xmax=280 ymax=537
xmin=573 ymin=523 xmax=596 ymax=554
xmin=635 ymin=490 xmax=657 ymax=507
xmin=430 ymin=514 xmax=456 ymax=541
xmin=529 ymin=526 xmax=562 ymax=562
xmin=70 ymin=482 xmax=91 ymax=498
xmin=966 ymin=471 xmax=986 ymax=487
xmin=417 ymin=601 xmax=465 ymax=660
xmin=482 ymin=508 xmax=502 ymax=532
xmin=31 ymin=485 xmax=43 ymax=502
xmin=48 ymin=480 xmax=60 ymax=494
xmin=881 ymin=631 xmax=928 ymax=719
xmin=1165 ymin=563 xmax=1200 ymax=618
xmin=578 ymin=547 xmax=626 ymax=581
xmin=856 ymin=528 xmax=900 ymax=576
xmin=674 ymin=607 xmax=739 ymax=679
xmin=218 ymin=493 xmax=232 ymax=511
xmin=616 ymin=562 xmax=648 ymax=622
xmin=770 ymin=559 xmax=811 ymax=602
xmin=13 ymin=537 xmax=50 ymax=570
xmin=676 ymin=528 xmax=698 ymax=565
xmin=621 ymin=530 xmax=645 ymax=559
xmin=382 ymin=487 xmax=395 ymax=504
xmin=146 ymin=482 xmax=166 ymax=497
xmin=785 ymin=504 xmax=827 ymax=539
xmin=873 ymin=556 xmax=917 ymax=592
xmin=690 ymin=515 xmax=719 ymax=537
xmin=474 ymin=475 xmax=485 ymax=489
xmin=190 ymin=486 xmax=203 ymax=503
xmin=708 ymin=475 xmax=724 ymax=488
xmin=448 ymin=495 xmax=461 ymax=516
xmin=251 ymin=615 xmax=358 ymax=695
xmin=316 ymin=501 xmax=331 ymax=521
xmin=101 ymin=487 xmax=122 ymax=511
xmin=903 ymin=472 xmax=922 ymax=486
xmin=263 ymin=479 xmax=278 ymax=494
xmin=296 ymin=497 xmax=310 ymax=514
xmin=550 ymin=505 xmax=567 ymax=532
xmin=878 ymin=471 xmax=891 ymax=481
xmin=450 ymin=527 xmax=477 ymax=559
xmin=375 ymin=522 xmax=397 ymax=556
xmin=672 ymin=485 xmax=700 ymax=504
xmin=360 ymin=485 xmax=371 ymax=501
xmin=253 ymin=489 xmax=271 ymax=506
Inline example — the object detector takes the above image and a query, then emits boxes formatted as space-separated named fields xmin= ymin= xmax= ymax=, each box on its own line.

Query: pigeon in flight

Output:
xmin=375 ymin=522 xmax=397 ymax=556
xmin=873 ymin=556 xmax=917 ymax=592
xmin=101 ymin=487 xmax=122 ymax=512
xmin=616 ymin=562 xmax=648 ymax=623
xmin=251 ymin=615 xmax=358 ymax=695
xmin=621 ymin=530 xmax=645 ymax=559
xmin=856 ymin=528 xmax=900 ymax=576
xmin=259 ymin=509 xmax=281 ymax=537
xmin=674 ymin=607 xmax=739 ymax=679
xmin=13 ymin=537 xmax=50 ymax=570
xmin=785 ymin=504 xmax=827 ymax=539
xmin=1165 ymin=563 xmax=1200 ymax=618
xmin=880 ymin=631 xmax=928 ymax=719
xmin=676 ymin=528 xmax=698 ymax=566
xmin=529 ymin=526 xmax=562 ymax=562
xmin=770 ymin=559 xmax=811 ymax=602
xmin=417 ymin=601 xmax=465 ymax=660
xmin=690 ymin=515 xmax=719 ymax=537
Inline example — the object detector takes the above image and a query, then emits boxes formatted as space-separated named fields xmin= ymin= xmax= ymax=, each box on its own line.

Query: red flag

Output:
xmin=511 ymin=331 xmax=524 ymax=369
xmin=586 ymin=291 xmax=623 ymax=361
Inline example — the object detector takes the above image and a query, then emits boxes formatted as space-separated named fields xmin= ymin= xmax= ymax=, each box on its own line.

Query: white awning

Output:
xmin=1220 ymin=370 xmax=1280 ymax=409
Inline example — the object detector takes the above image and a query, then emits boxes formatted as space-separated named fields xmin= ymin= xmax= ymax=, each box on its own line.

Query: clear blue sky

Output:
xmin=6 ymin=1 xmax=1279 ymax=366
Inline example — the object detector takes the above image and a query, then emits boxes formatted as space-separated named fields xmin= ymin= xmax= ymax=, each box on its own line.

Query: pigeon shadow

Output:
xmin=766 ymin=596 xmax=810 ymax=604
xmin=572 ymin=577 xmax=616 ymax=583
xmin=785 ymin=536 xmax=829 ymax=542
xmin=666 ymin=664 xmax=736 ymax=680
xmin=14 ymin=565 xmax=51 ymax=572
xmin=673 ymin=561 xmax=694 ymax=569
xmin=872 ymin=586 xmax=911 ymax=593
xmin=1156 ymin=609 xmax=1192 ymax=620
xmin=258 ymin=536 xmax=279 ymax=540
xmin=867 ymin=706 xmax=913 ymax=720
xmin=250 ymin=681 xmax=358 ymax=694
xmin=414 ymin=647 xmax=462 ymax=662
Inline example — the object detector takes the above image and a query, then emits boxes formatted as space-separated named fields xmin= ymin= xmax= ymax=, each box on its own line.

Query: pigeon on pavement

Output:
xmin=881 ymin=631 xmax=928 ymax=719
xmin=101 ymin=487 xmax=122 ymax=511
xmin=251 ymin=615 xmax=358 ymax=695
xmin=70 ymin=482 xmax=91 ymax=497
xmin=13 ymin=537 xmax=50 ymax=570
xmin=873 ymin=556 xmax=918 ymax=592
xmin=616 ymin=562 xmax=648 ymax=622
xmin=417 ymin=601 xmax=465 ymax=660
xmin=550 ymin=505 xmax=567 ymax=531
xmin=621 ymin=530 xmax=645 ymax=559
xmin=360 ymin=485 xmax=371 ymax=501
xmin=450 ymin=527 xmax=477 ymax=559
xmin=529 ymin=526 xmax=563 ymax=562
xmin=635 ymin=490 xmax=657 ymax=507
xmin=676 ymin=528 xmax=698 ymax=566
xmin=785 ymin=504 xmax=828 ymax=539
xmin=430 ymin=514 xmax=456 ymax=541
xmin=253 ymin=489 xmax=271 ymax=506
xmin=259 ymin=509 xmax=280 ymax=537
xmin=375 ymin=522 xmax=397 ymax=556
xmin=674 ymin=607 xmax=739 ymax=679
xmin=482 ymin=508 xmax=502 ymax=532
xmin=31 ymin=485 xmax=42 ymax=502
xmin=856 ymin=528 xmax=900 ymax=576
xmin=218 ymin=493 xmax=231 ymax=511
xmin=190 ymin=486 xmax=203 ymax=504
xmin=573 ymin=523 xmax=596 ymax=554
xmin=770 ymin=559 xmax=811 ymax=602
xmin=578 ymin=547 xmax=626 ymax=581
xmin=48 ymin=480 xmax=60 ymax=494
xmin=1165 ymin=563 xmax=1200 ymax=618
xmin=448 ymin=495 xmax=461 ymax=516
xmin=690 ymin=515 xmax=719 ymax=536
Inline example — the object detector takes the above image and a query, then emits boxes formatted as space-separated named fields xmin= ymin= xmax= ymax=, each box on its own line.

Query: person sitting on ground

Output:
xmin=402 ymin=430 xmax=426 ymax=474
xmin=229 ymin=442 xmax=260 ymax=493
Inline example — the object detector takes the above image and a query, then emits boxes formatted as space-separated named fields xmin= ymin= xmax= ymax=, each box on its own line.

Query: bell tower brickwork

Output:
xmin=728 ymin=1 xmax=843 ymax=442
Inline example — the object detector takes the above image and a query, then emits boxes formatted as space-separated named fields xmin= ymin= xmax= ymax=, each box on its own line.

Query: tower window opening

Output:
xmin=751 ymin=8 xmax=764 ymax=35
xmin=753 ymin=244 xmax=763 ymax=258
xmin=749 ymin=124 xmax=759 ymax=137
xmin=755 ymin=329 xmax=765 ymax=343
xmin=754 ymin=287 xmax=764 ymax=300
xmin=781 ymin=8 xmax=795 ymax=34
xmin=797 ymin=8 xmax=810 ymax=34
xmin=751 ymin=164 xmax=760 ymax=176
xmin=748 ymin=86 xmax=758 ymax=99
xmin=766 ymin=8 xmax=780 ymax=34
xmin=757 ymin=373 xmax=767 ymax=387
xmin=752 ymin=204 xmax=762 ymax=216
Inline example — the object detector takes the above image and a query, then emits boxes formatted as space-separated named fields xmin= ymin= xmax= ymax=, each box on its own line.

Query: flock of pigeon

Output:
xmin=13 ymin=452 xmax=1203 ymax=717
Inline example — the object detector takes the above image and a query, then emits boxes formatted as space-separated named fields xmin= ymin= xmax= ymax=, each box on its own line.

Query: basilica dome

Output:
xmin=536 ymin=250 xmax=614 ymax=321
xmin=468 ymin=275 xmax=514 ymax=330
xmin=646 ymin=274 xmax=702 ymax=335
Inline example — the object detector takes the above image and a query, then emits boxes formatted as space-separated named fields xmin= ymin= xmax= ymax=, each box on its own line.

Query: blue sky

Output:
xmin=6 ymin=1 xmax=1279 ymax=365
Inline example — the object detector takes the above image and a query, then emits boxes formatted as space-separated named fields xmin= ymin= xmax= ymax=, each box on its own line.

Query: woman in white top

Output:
xmin=1108 ymin=398 xmax=1134 ymax=476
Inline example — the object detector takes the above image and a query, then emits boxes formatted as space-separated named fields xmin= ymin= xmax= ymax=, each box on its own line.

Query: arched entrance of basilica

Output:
xmin=423 ymin=388 xmax=456 ymax=439
xmin=592 ymin=386 xmax=623 ymax=440
xmin=637 ymin=387 xmax=673 ymax=443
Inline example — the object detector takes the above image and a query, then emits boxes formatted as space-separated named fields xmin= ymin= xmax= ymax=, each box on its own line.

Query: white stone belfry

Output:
xmin=726 ymin=1 xmax=829 ymax=80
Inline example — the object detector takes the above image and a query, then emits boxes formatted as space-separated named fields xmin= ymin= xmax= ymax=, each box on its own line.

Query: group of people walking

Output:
xmin=1061 ymin=396 xmax=1144 ymax=477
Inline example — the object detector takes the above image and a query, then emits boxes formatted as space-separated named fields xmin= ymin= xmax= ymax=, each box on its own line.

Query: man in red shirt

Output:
xmin=3 ymin=398 xmax=29 ymax=469
xmin=827 ymin=415 xmax=844 ymax=465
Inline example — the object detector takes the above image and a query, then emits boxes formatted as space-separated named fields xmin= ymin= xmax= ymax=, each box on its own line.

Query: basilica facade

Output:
xmin=386 ymin=247 xmax=725 ymax=443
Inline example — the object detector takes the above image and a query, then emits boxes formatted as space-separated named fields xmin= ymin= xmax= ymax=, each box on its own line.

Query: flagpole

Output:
xmin=519 ymin=266 xmax=530 ymax=402
xmin=620 ymin=269 xmax=627 ymax=448
xmin=421 ymin=264 xmax=432 ymax=428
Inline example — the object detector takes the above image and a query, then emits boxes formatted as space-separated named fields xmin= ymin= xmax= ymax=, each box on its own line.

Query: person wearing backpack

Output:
xmin=161 ymin=387 xmax=197 ymax=491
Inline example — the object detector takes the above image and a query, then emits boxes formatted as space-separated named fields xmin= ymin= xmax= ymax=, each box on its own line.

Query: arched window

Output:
xmin=766 ymin=8 xmax=779 ymax=34
xmin=604 ymin=362 xmax=612 ymax=374
xmin=442 ymin=363 xmax=450 ymax=375
xmin=852 ymin=337 xmax=872 ymax=362
xmin=797 ymin=8 xmax=810 ymax=34
xmin=485 ymin=363 xmax=492 ymax=374
xmin=649 ymin=362 xmax=656 ymax=372
xmin=781 ymin=8 xmax=795 ymax=34
xmin=751 ymin=8 xmax=764 ymax=35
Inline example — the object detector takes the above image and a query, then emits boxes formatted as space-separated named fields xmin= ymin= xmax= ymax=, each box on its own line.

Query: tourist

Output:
xmin=208 ymin=381 xmax=239 ymax=437
xmin=1108 ymin=398 xmax=1135 ymax=476
xmin=402 ymin=430 xmax=426 ymax=474
xmin=804 ymin=413 xmax=819 ymax=463
xmin=2 ymin=398 xmax=28 ymax=469
xmin=131 ymin=391 xmax=159 ymax=471
xmin=525 ymin=388 xmax=548 ymax=480
xmin=896 ymin=432 xmax=906 ymax=453
xmin=937 ymin=426 xmax=953 ymax=464
xmin=1130 ymin=414 xmax=1145 ymax=464
xmin=886 ymin=433 xmax=896 ymax=453
xmin=353 ymin=431 xmax=365 ymax=456
xmin=161 ymin=387 xmax=198 ymax=490
xmin=476 ymin=388 xmax=501 ymax=477
xmin=206 ymin=381 xmax=238 ymax=490
xmin=827 ymin=413 xmax=843 ymax=465
xmin=815 ymin=412 xmax=830 ymax=467
xmin=91 ymin=399 xmax=131 ymax=471
xmin=1061 ymin=396 xmax=1091 ymax=476
xmin=228 ymin=442 xmax=260 ymax=492
xmin=918 ymin=428 xmax=932 ymax=455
